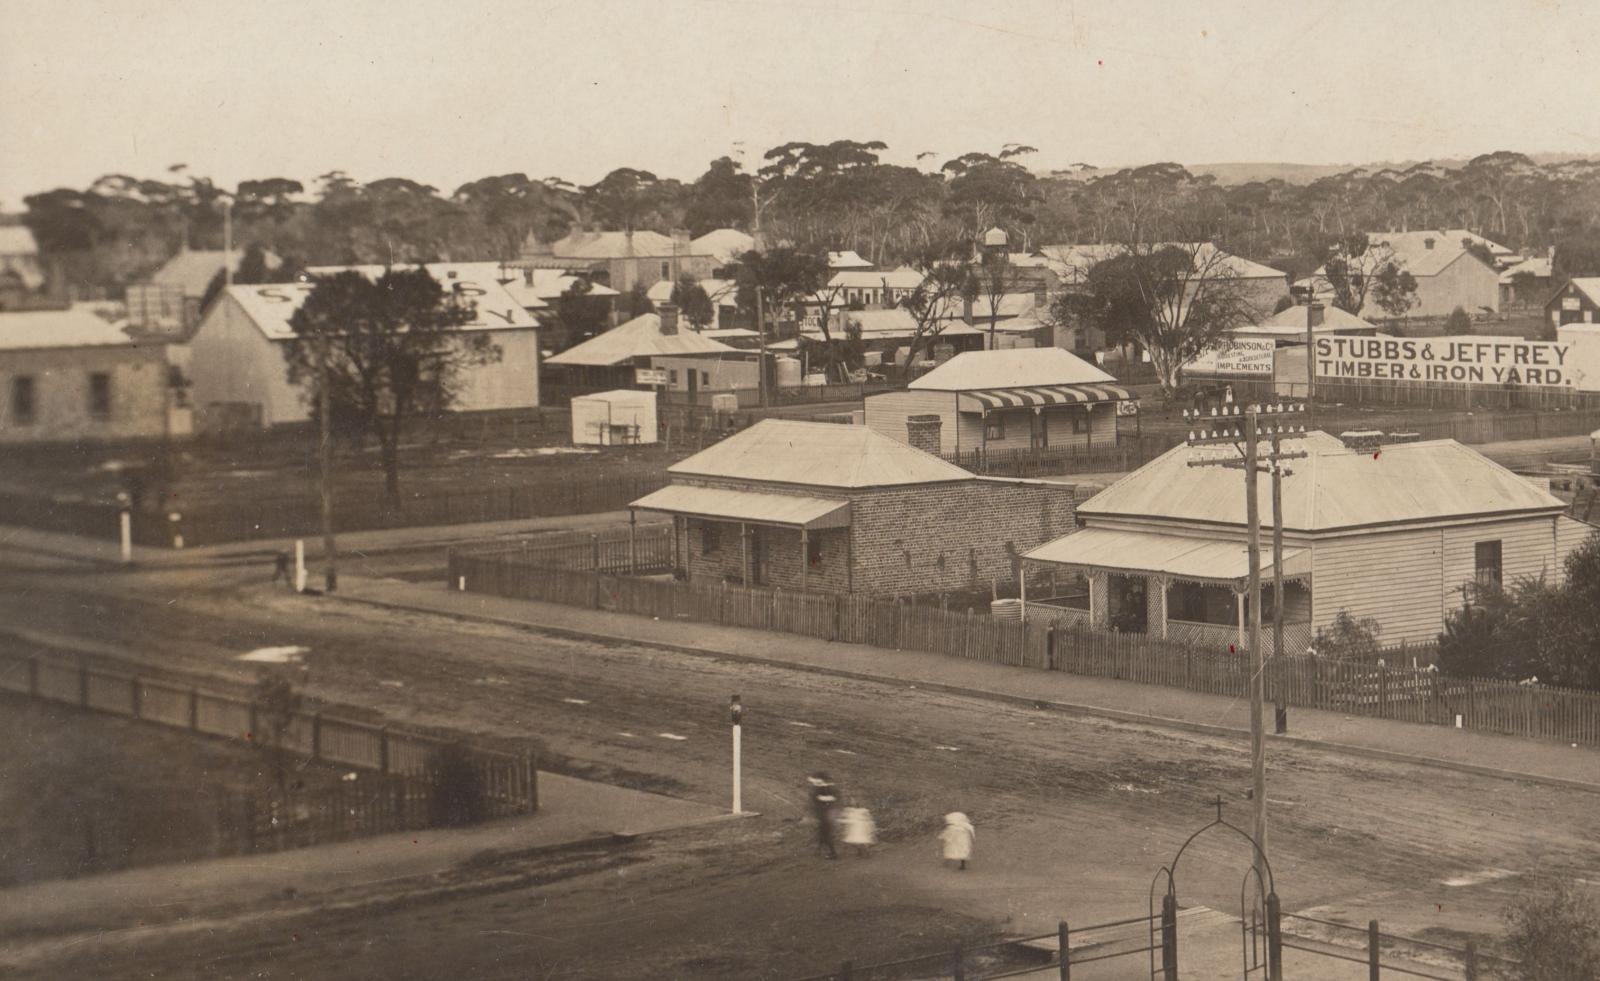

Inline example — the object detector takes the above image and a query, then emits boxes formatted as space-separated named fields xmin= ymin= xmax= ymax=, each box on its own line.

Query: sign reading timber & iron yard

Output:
xmin=1315 ymin=335 xmax=1595 ymax=388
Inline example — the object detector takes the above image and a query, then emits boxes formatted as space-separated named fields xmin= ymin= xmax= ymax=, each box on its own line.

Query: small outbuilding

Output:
xmin=570 ymin=389 xmax=658 ymax=446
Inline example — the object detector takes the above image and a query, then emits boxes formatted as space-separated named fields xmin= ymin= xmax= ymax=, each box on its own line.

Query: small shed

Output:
xmin=571 ymin=389 xmax=658 ymax=446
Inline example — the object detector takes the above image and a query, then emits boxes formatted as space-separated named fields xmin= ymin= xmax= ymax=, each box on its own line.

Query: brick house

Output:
xmin=0 ymin=305 xmax=192 ymax=444
xmin=630 ymin=419 xmax=1078 ymax=595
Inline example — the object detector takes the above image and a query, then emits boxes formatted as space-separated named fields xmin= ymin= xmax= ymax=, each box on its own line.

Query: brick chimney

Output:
xmin=658 ymin=302 xmax=679 ymax=336
xmin=906 ymin=414 xmax=943 ymax=455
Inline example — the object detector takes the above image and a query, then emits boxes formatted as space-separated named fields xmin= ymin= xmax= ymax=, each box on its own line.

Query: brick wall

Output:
xmin=848 ymin=477 xmax=1077 ymax=595
xmin=0 ymin=343 xmax=187 ymax=444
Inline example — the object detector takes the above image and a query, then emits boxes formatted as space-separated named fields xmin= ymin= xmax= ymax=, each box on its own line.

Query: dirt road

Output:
xmin=2 ymin=562 xmax=1596 ymax=978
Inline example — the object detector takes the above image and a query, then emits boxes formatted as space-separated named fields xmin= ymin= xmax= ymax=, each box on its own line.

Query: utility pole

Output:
xmin=755 ymin=285 xmax=769 ymax=408
xmin=1184 ymin=401 xmax=1310 ymax=894
xmin=318 ymin=339 xmax=338 ymax=592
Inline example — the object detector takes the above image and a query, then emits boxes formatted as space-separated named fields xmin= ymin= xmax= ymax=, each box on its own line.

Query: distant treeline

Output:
xmin=19 ymin=146 xmax=1600 ymax=295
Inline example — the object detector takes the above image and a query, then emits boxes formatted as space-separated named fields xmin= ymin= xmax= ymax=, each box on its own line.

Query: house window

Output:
xmin=807 ymin=534 xmax=822 ymax=568
xmin=700 ymin=371 xmax=710 ymax=387
xmin=1474 ymin=540 xmax=1502 ymax=591
xmin=1072 ymin=412 xmax=1087 ymax=434
xmin=668 ymin=370 xmax=678 ymax=385
xmin=660 ymin=261 xmax=671 ymax=279
xmin=702 ymin=524 xmax=719 ymax=555
xmin=984 ymin=414 xmax=1005 ymax=441
xmin=11 ymin=376 xmax=35 ymax=424
xmin=88 ymin=372 xmax=112 ymax=420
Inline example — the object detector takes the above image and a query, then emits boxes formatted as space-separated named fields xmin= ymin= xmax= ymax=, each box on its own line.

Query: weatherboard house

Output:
xmin=630 ymin=419 xmax=1078 ymax=595
xmin=1021 ymin=432 xmax=1593 ymax=649
xmin=186 ymin=264 xmax=542 ymax=429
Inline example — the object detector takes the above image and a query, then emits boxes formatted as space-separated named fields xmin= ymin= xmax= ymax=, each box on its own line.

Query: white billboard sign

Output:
xmin=1313 ymin=336 xmax=1591 ymax=388
xmin=1184 ymin=338 xmax=1275 ymax=376
xmin=635 ymin=368 xmax=669 ymax=386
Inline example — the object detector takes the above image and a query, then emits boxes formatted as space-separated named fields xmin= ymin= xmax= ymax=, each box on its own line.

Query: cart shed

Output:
xmin=571 ymin=389 xmax=658 ymax=446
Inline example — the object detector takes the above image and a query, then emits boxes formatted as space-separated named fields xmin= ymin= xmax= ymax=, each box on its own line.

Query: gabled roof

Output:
xmin=933 ymin=291 xmax=1046 ymax=323
xmin=0 ymin=226 xmax=39 ymax=256
xmin=669 ymin=419 xmax=974 ymax=488
xmin=691 ymin=229 xmax=754 ymax=265
xmin=0 ymin=304 xmax=139 ymax=351
xmin=1035 ymin=243 xmax=1285 ymax=284
xmin=354 ymin=261 xmax=555 ymax=311
xmin=152 ymin=249 xmax=279 ymax=299
xmin=1560 ymin=278 xmax=1600 ymax=307
xmin=1363 ymin=231 xmax=1498 ymax=278
xmin=1232 ymin=304 xmax=1376 ymax=337
xmin=828 ymin=250 xmax=873 ymax=270
xmin=518 ymin=268 xmax=618 ymax=303
xmin=1499 ymin=256 xmax=1552 ymax=284
xmin=828 ymin=266 xmax=925 ymax=290
xmin=545 ymin=311 xmax=739 ymax=366
xmin=546 ymin=230 xmax=705 ymax=260
xmin=223 ymin=264 xmax=540 ymax=341
xmin=909 ymin=348 xmax=1116 ymax=391
xmin=1079 ymin=432 xmax=1566 ymax=533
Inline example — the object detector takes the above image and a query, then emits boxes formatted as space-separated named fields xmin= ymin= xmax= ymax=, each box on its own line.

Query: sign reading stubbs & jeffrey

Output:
xmin=1315 ymin=336 xmax=1590 ymax=388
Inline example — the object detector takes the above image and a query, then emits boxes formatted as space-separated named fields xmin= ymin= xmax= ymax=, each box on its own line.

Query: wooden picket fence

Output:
xmin=465 ymin=525 xmax=675 ymax=575
xmin=450 ymin=549 xmax=1600 ymax=747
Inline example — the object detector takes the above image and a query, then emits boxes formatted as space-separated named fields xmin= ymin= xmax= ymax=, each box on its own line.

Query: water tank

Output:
xmin=804 ymin=372 xmax=828 ymax=387
xmin=990 ymin=598 xmax=1023 ymax=621
xmin=776 ymin=356 xmax=802 ymax=388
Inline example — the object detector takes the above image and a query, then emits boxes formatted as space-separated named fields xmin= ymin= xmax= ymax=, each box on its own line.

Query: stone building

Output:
xmin=630 ymin=419 xmax=1078 ymax=595
xmin=0 ymin=305 xmax=191 ymax=444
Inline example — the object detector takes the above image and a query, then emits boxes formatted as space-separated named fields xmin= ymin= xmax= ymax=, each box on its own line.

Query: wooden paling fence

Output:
xmin=0 ymin=643 xmax=537 ymax=857
xmin=450 ymin=549 xmax=1600 ymax=748
xmin=468 ymin=525 xmax=675 ymax=575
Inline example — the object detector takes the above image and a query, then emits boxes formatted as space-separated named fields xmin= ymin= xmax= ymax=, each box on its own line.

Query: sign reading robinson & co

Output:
xmin=1315 ymin=336 xmax=1585 ymax=387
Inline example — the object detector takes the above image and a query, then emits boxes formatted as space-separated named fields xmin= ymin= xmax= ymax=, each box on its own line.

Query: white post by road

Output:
xmin=730 ymin=694 xmax=743 ymax=815
xmin=295 ymin=539 xmax=307 ymax=593
xmin=119 ymin=510 xmax=132 ymax=564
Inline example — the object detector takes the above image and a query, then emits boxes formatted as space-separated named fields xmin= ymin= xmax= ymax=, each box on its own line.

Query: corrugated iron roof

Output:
xmin=225 ymin=264 xmax=540 ymax=341
xmin=1080 ymin=432 xmax=1567 ymax=532
xmin=1025 ymin=527 xmax=1310 ymax=583
xmin=0 ymin=304 xmax=137 ymax=350
xmin=828 ymin=250 xmax=873 ymax=269
xmin=910 ymin=348 xmax=1116 ymax=391
xmin=669 ymin=419 xmax=974 ymax=488
xmin=631 ymin=483 xmax=852 ymax=529
xmin=691 ymin=229 xmax=754 ymax=265
xmin=828 ymin=266 xmax=925 ymax=290
xmin=1232 ymin=305 xmax=1377 ymax=337
xmin=545 ymin=311 xmax=739 ymax=366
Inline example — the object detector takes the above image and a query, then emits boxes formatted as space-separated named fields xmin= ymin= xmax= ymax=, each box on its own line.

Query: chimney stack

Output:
xmin=906 ymin=414 xmax=944 ymax=456
xmin=658 ymin=302 xmax=679 ymax=336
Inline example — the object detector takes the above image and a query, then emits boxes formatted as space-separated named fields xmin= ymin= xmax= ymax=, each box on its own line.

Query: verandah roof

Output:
xmin=957 ymin=383 xmax=1135 ymax=412
xmin=1024 ymin=527 xmax=1311 ymax=585
xmin=631 ymin=484 xmax=852 ymax=530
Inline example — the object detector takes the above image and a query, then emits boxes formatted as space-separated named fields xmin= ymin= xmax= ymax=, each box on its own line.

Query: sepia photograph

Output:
xmin=2 ymin=1 xmax=1600 ymax=978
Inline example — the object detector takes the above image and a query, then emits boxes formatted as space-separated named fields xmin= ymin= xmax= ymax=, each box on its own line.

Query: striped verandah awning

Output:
xmin=957 ymin=383 xmax=1135 ymax=413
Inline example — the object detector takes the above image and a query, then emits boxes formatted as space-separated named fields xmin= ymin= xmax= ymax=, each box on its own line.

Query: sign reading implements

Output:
xmin=1184 ymin=338 xmax=1275 ymax=376
xmin=1315 ymin=336 xmax=1587 ymax=388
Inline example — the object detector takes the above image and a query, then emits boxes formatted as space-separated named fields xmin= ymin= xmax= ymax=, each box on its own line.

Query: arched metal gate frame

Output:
xmin=1147 ymin=800 xmax=1283 ymax=981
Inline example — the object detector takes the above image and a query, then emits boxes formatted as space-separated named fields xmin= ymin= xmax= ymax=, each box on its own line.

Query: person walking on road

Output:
xmin=807 ymin=773 xmax=840 ymax=859
xmin=940 ymin=812 xmax=974 ymax=871
xmin=271 ymin=550 xmax=295 ymax=592
xmin=839 ymin=805 xmax=876 ymax=858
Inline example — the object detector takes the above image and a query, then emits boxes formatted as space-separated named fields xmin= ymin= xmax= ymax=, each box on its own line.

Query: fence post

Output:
xmin=1368 ymin=920 xmax=1380 ymax=981
xmin=27 ymin=656 xmax=38 ymax=697
xmin=1266 ymin=891 xmax=1283 ymax=981
xmin=1058 ymin=921 xmax=1070 ymax=980
xmin=1378 ymin=663 xmax=1389 ymax=719
xmin=1161 ymin=892 xmax=1179 ymax=981
xmin=311 ymin=712 xmax=322 ymax=761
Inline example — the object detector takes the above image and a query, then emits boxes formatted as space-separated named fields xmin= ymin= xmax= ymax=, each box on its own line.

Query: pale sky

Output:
xmin=3 ymin=0 xmax=1597 ymax=210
